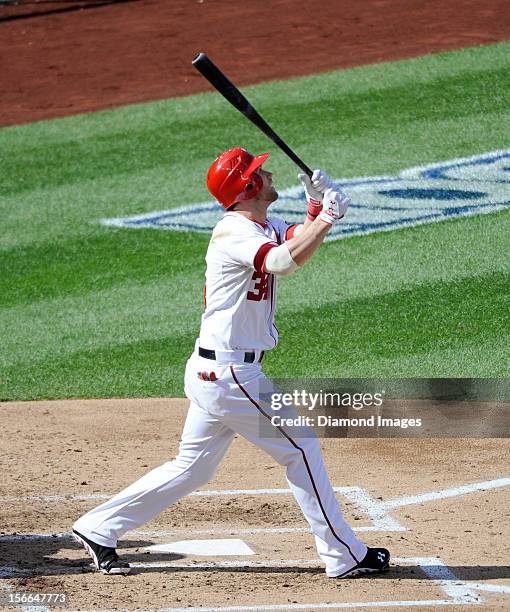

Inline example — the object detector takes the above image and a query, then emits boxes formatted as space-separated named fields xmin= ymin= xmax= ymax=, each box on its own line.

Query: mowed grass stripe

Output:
xmin=320 ymin=335 xmax=510 ymax=378
xmin=2 ymin=65 xmax=508 ymax=198
xmin=2 ymin=207 xmax=509 ymax=351
xmin=1 ymin=47 xmax=510 ymax=251
xmin=1 ymin=106 xmax=509 ymax=254
xmin=2 ymin=267 xmax=508 ymax=400
xmin=0 ymin=334 xmax=196 ymax=400
xmin=0 ymin=269 xmax=204 ymax=368
xmin=1 ymin=211 xmax=508 ymax=396
xmin=279 ymin=209 xmax=510 ymax=311
xmin=1 ymin=42 xmax=509 ymax=399
xmin=1 ymin=43 xmax=509 ymax=199
xmin=1 ymin=231 xmax=209 ymax=307
xmin=2 ymin=200 xmax=509 ymax=309
xmin=0 ymin=165 xmax=210 ymax=250
xmin=273 ymin=271 xmax=509 ymax=375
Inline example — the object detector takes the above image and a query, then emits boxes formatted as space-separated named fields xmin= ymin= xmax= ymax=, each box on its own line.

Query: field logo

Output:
xmin=101 ymin=150 xmax=510 ymax=241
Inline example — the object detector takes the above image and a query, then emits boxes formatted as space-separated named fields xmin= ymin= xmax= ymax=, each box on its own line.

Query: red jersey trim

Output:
xmin=254 ymin=242 xmax=277 ymax=273
xmin=285 ymin=224 xmax=300 ymax=240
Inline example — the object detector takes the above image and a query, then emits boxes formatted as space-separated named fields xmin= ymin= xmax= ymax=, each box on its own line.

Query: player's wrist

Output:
xmin=306 ymin=196 xmax=322 ymax=221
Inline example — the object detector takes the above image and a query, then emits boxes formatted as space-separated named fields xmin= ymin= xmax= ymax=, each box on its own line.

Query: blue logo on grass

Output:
xmin=101 ymin=150 xmax=510 ymax=241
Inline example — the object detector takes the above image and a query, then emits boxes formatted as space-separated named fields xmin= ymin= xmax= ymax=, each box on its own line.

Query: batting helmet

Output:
xmin=206 ymin=147 xmax=269 ymax=209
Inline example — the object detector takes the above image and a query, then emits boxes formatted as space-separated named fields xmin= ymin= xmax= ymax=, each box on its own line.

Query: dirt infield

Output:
xmin=1 ymin=399 xmax=509 ymax=610
xmin=1 ymin=0 xmax=510 ymax=126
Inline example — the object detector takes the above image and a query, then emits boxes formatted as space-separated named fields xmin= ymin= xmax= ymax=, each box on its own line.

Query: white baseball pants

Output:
xmin=73 ymin=349 xmax=367 ymax=576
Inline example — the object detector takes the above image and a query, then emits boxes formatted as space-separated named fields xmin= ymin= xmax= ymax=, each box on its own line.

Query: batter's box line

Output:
xmin=0 ymin=477 xmax=508 ymax=542
xmin=351 ymin=476 xmax=510 ymax=534
xmin=0 ymin=524 xmax=385 ymax=543
xmin=1 ymin=558 xmax=484 ymax=611
xmin=3 ymin=557 xmax=510 ymax=609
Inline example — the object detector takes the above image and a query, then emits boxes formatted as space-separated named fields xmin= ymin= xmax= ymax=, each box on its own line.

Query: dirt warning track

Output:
xmin=1 ymin=0 xmax=510 ymax=126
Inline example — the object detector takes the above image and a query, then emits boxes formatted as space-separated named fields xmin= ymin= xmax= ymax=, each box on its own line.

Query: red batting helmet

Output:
xmin=206 ymin=147 xmax=269 ymax=209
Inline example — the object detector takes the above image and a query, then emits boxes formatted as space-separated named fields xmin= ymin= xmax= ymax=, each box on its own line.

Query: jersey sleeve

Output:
xmin=268 ymin=217 xmax=301 ymax=243
xmin=285 ymin=224 xmax=301 ymax=240
xmin=211 ymin=220 xmax=277 ymax=272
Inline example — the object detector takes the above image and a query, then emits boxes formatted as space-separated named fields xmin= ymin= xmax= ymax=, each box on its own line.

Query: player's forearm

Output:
xmin=302 ymin=215 xmax=314 ymax=230
xmin=286 ymin=218 xmax=331 ymax=266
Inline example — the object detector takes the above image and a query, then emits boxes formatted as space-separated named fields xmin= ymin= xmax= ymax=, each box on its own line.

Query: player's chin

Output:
xmin=269 ymin=188 xmax=278 ymax=202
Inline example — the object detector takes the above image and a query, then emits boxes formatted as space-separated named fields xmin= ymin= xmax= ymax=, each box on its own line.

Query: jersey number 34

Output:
xmin=247 ymin=271 xmax=269 ymax=301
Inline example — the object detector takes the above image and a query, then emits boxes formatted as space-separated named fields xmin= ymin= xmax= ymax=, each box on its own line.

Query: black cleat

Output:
xmin=72 ymin=529 xmax=131 ymax=575
xmin=335 ymin=547 xmax=390 ymax=578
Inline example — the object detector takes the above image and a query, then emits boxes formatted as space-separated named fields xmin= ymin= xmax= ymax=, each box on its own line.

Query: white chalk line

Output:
xmin=0 ymin=524 xmax=387 ymax=543
xmin=132 ymin=559 xmax=319 ymax=569
xmin=341 ymin=477 xmax=510 ymax=536
xmin=1 ymin=476 xmax=507 ymax=544
xmin=1 ymin=557 xmax=506 ymax=598
xmin=79 ymin=602 xmax=469 ymax=611
xmin=0 ymin=560 xmax=322 ymax=579
xmin=398 ymin=557 xmax=510 ymax=598
xmin=0 ymin=484 xmax=405 ymax=536
xmin=4 ymin=556 xmax=510 ymax=610
xmin=1 ymin=476 xmax=508 ymax=506
xmin=466 ymin=583 xmax=510 ymax=595
xmin=403 ymin=557 xmax=480 ymax=603
xmin=381 ymin=477 xmax=510 ymax=510
xmin=13 ymin=557 xmax=481 ymax=611
xmin=2 ymin=476 xmax=508 ymax=547
xmin=340 ymin=486 xmax=405 ymax=532
xmin=0 ymin=530 xmax=309 ymax=543
xmin=1 ymin=476 xmax=508 ymax=610
xmin=131 ymin=525 xmax=399 ymax=536
xmin=0 ymin=565 xmax=83 ymax=578
xmin=0 ymin=487 xmax=331 ymax=503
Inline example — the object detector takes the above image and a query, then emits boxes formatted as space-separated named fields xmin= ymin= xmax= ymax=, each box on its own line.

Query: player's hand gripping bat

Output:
xmin=192 ymin=52 xmax=313 ymax=178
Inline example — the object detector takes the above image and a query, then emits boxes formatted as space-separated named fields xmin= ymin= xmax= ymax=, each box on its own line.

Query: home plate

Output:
xmin=144 ymin=539 xmax=255 ymax=556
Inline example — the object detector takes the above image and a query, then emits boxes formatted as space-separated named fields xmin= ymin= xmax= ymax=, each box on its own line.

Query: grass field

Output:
xmin=1 ymin=42 xmax=509 ymax=400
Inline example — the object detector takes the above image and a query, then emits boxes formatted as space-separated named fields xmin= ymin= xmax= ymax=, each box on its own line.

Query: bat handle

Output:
xmin=298 ymin=161 xmax=313 ymax=179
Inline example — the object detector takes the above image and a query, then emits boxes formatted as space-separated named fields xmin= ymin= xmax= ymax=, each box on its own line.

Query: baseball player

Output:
xmin=72 ymin=147 xmax=390 ymax=578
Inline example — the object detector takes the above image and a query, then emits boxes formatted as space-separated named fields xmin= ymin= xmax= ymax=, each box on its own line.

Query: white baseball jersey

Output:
xmin=199 ymin=212 xmax=298 ymax=351
xmin=73 ymin=210 xmax=369 ymax=579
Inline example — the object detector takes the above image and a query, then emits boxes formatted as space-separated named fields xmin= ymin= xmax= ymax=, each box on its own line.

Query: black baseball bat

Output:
xmin=192 ymin=52 xmax=313 ymax=178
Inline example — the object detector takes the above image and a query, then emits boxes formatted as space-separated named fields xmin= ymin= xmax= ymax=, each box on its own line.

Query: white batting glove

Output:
xmin=298 ymin=173 xmax=323 ymax=221
xmin=311 ymin=169 xmax=335 ymax=194
xmin=299 ymin=172 xmax=323 ymax=202
xmin=318 ymin=187 xmax=351 ymax=225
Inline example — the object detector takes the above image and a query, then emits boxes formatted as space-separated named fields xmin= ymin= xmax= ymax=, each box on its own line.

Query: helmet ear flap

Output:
xmin=244 ymin=171 xmax=263 ymax=198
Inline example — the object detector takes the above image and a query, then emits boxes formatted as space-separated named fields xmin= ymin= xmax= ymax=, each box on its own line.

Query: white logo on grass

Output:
xmin=101 ymin=150 xmax=510 ymax=242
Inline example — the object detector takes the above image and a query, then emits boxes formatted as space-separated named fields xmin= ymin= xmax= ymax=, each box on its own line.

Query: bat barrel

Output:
xmin=191 ymin=52 xmax=313 ymax=178
xmin=192 ymin=52 xmax=207 ymax=66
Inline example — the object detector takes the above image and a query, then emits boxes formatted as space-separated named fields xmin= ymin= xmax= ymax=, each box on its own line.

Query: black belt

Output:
xmin=199 ymin=347 xmax=264 ymax=363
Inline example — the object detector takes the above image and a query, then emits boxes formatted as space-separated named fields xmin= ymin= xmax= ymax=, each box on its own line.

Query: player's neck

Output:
xmin=232 ymin=201 xmax=269 ymax=224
